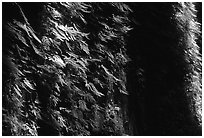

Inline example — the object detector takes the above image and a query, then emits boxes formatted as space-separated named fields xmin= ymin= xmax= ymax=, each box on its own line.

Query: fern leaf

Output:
xmin=49 ymin=55 xmax=66 ymax=68
xmin=86 ymin=82 xmax=104 ymax=97
xmin=23 ymin=78 xmax=35 ymax=90
xmin=13 ymin=85 xmax=22 ymax=97
xmin=101 ymin=65 xmax=121 ymax=82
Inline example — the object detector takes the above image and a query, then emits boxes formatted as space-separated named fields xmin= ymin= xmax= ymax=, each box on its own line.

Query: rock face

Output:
xmin=2 ymin=2 xmax=202 ymax=136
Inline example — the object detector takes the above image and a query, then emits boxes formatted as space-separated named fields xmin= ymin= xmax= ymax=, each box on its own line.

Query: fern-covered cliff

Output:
xmin=2 ymin=2 xmax=202 ymax=136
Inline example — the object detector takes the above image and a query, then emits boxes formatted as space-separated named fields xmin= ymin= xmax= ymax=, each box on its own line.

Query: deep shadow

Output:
xmin=126 ymin=3 xmax=202 ymax=136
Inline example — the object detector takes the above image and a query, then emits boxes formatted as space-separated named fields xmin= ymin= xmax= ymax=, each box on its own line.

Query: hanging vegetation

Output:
xmin=2 ymin=2 xmax=201 ymax=136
